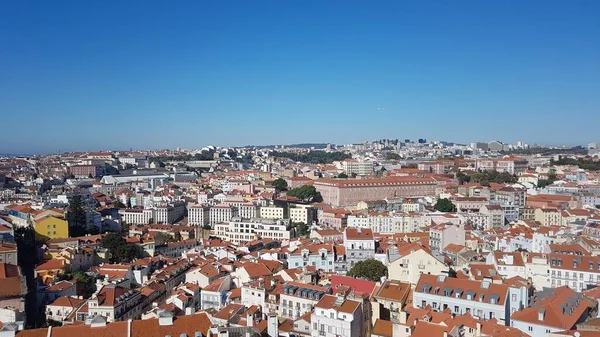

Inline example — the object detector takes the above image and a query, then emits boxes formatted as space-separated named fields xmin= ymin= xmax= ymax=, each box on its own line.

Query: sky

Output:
xmin=1 ymin=1 xmax=599 ymax=154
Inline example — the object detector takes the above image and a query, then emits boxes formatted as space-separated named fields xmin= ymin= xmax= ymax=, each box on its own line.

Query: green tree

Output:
xmin=434 ymin=198 xmax=457 ymax=212
xmin=73 ymin=272 xmax=96 ymax=298
xmin=68 ymin=195 xmax=88 ymax=236
xmin=286 ymin=185 xmax=323 ymax=202
xmin=385 ymin=153 xmax=402 ymax=160
xmin=273 ymin=178 xmax=288 ymax=191
xmin=115 ymin=244 xmax=139 ymax=263
xmin=294 ymin=222 xmax=311 ymax=237
xmin=456 ymin=171 xmax=471 ymax=184
xmin=347 ymin=259 xmax=388 ymax=282
xmin=113 ymin=200 xmax=127 ymax=208
xmin=337 ymin=173 xmax=349 ymax=179
xmin=101 ymin=233 xmax=125 ymax=252
xmin=153 ymin=232 xmax=174 ymax=246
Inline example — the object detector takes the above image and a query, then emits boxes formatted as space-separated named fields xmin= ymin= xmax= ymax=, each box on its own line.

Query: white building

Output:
xmin=213 ymin=217 xmax=291 ymax=245
xmin=118 ymin=209 xmax=153 ymax=225
xmin=259 ymin=206 xmax=285 ymax=220
xmin=209 ymin=205 xmax=238 ymax=225
xmin=239 ymin=203 xmax=258 ymax=219
xmin=187 ymin=204 xmax=210 ymax=226
xmin=429 ymin=223 xmax=465 ymax=252
xmin=310 ymin=295 xmax=364 ymax=337
xmin=278 ymin=282 xmax=330 ymax=320
xmin=343 ymin=227 xmax=375 ymax=267
xmin=342 ymin=159 xmax=374 ymax=176
xmin=287 ymin=244 xmax=335 ymax=272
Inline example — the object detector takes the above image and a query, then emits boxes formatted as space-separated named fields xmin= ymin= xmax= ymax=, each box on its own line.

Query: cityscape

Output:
xmin=2 ymin=1 xmax=600 ymax=337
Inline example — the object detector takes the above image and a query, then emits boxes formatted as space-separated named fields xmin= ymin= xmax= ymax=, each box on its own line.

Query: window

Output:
xmin=528 ymin=327 xmax=533 ymax=332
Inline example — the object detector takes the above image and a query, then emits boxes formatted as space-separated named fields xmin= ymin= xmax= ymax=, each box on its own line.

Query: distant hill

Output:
xmin=239 ymin=143 xmax=333 ymax=149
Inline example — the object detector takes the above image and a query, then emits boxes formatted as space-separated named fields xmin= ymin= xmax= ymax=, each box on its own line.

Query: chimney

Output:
xmin=538 ymin=308 xmax=545 ymax=321
xmin=185 ymin=307 xmax=194 ymax=315
xmin=268 ymin=313 xmax=279 ymax=337
xmin=476 ymin=322 xmax=481 ymax=337
xmin=247 ymin=312 xmax=254 ymax=327
xmin=399 ymin=310 xmax=407 ymax=324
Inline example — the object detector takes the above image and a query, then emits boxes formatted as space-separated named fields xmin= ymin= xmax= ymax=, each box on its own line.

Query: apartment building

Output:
xmin=278 ymin=282 xmax=330 ymax=320
xmin=343 ymin=227 xmax=375 ymax=267
xmin=287 ymin=244 xmax=335 ymax=272
xmin=310 ymin=295 xmax=364 ymax=337
xmin=289 ymin=204 xmax=313 ymax=224
xmin=118 ymin=208 xmax=153 ymax=225
xmin=187 ymin=204 xmax=209 ymax=226
xmin=209 ymin=205 xmax=238 ymax=225
xmin=153 ymin=201 xmax=185 ymax=224
xmin=480 ymin=205 xmax=506 ymax=228
xmin=414 ymin=273 xmax=529 ymax=325
xmin=259 ymin=206 xmax=285 ymax=220
xmin=534 ymin=208 xmax=563 ymax=226
xmin=87 ymin=285 xmax=143 ymax=322
xmin=476 ymin=157 xmax=528 ymax=175
xmin=511 ymin=286 xmax=594 ymax=337
xmin=429 ymin=223 xmax=466 ymax=252
xmin=314 ymin=177 xmax=438 ymax=207
xmin=213 ymin=217 xmax=291 ymax=245
xmin=342 ymin=159 xmax=374 ymax=176
xmin=239 ymin=203 xmax=258 ymax=219
xmin=453 ymin=197 xmax=489 ymax=212
xmin=548 ymin=253 xmax=600 ymax=292
xmin=418 ymin=160 xmax=453 ymax=174
xmin=388 ymin=244 xmax=448 ymax=285
xmin=347 ymin=212 xmax=417 ymax=234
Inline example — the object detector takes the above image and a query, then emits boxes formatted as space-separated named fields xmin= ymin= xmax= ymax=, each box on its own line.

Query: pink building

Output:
xmin=313 ymin=177 xmax=438 ymax=207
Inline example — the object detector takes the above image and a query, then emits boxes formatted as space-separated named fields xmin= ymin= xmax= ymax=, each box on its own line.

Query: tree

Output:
xmin=101 ymin=233 xmax=125 ymax=252
xmin=273 ymin=178 xmax=288 ymax=191
xmin=153 ymin=232 xmax=174 ymax=246
xmin=286 ymin=185 xmax=323 ymax=202
xmin=113 ymin=200 xmax=126 ymax=208
xmin=68 ymin=195 xmax=88 ymax=235
xmin=347 ymin=259 xmax=388 ymax=282
xmin=294 ymin=222 xmax=310 ymax=237
xmin=73 ymin=272 xmax=96 ymax=298
xmin=385 ymin=153 xmax=402 ymax=160
xmin=202 ymin=224 xmax=212 ymax=230
xmin=337 ymin=173 xmax=348 ymax=179
xmin=115 ymin=244 xmax=139 ymax=263
xmin=434 ymin=198 xmax=457 ymax=212
xmin=350 ymin=173 xmax=358 ymax=178
xmin=456 ymin=172 xmax=471 ymax=184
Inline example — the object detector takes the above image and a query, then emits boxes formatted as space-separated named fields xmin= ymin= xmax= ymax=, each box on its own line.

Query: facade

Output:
xmin=153 ymin=201 xmax=186 ymax=224
xmin=118 ymin=208 xmax=153 ymax=225
xmin=259 ymin=206 xmax=285 ymax=220
xmin=387 ymin=245 xmax=448 ymax=285
xmin=278 ymin=282 xmax=330 ymax=320
xmin=87 ymin=285 xmax=143 ymax=322
xmin=429 ymin=223 xmax=466 ymax=252
xmin=314 ymin=177 xmax=438 ymax=207
xmin=343 ymin=228 xmax=375 ymax=267
xmin=209 ymin=205 xmax=238 ymax=225
xmin=239 ymin=203 xmax=258 ymax=219
xmin=187 ymin=204 xmax=209 ymax=226
xmin=342 ymin=159 xmax=374 ymax=176
xmin=287 ymin=244 xmax=335 ymax=272
xmin=310 ymin=295 xmax=364 ymax=337
xmin=34 ymin=216 xmax=69 ymax=241
xmin=69 ymin=165 xmax=100 ymax=178
xmin=414 ymin=273 xmax=528 ymax=325
xmin=213 ymin=217 xmax=291 ymax=245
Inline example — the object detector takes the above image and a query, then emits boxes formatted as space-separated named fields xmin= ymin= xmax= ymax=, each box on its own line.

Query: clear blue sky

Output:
xmin=1 ymin=1 xmax=599 ymax=153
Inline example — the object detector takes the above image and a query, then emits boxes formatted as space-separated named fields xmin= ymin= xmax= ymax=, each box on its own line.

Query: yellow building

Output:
xmin=34 ymin=216 xmax=69 ymax=241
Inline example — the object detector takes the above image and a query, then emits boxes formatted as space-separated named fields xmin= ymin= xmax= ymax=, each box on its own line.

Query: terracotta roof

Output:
xmin=372 ymin=319 xmax=394 ymax=337
xmin=345 ymin=227 xmax=374 ymax=240
xmin=416 ymin=274 xmax=509 ymax=305
xmin=511 ymin=286 xmax=593 ymax=330
xmin=314 ymin=294 xmax=361 ymax=313
xmin=48 ymin=296 xmax=85 ymax=308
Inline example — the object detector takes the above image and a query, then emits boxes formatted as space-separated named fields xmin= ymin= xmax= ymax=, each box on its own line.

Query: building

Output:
xmin=343 ymin=228 xmax=375 ymax=267
xmin=213 ymin=217 xmax=291 ymax=245
xmin=287 ymin=244 xmax=335 ymax=272
xmin=314 ymin=177 xmax=438 ymax=207
xmin=429 ymin=223 xmax=466 ymax=252
xmin=0 ymin=263 xmax=26 ymax=325
xmin=278 ymin=282 xmax=330 ymax=320
xmin=342 ymin=159 xmax=374 ymax=176
xmin=511 ymin=286 xmax=594 ymax=337
xmin=239 ymin=203 xmax=258 ymax=219
xmin=414 ymin=273 xmax=528 ymax=325
xmin=209 ymin=205 xmax=238 ymax=225
xmin=187 ymin=204 xmax=209 ymax=227
xmin=86 ymin=285 xmax=143 ymax=322
xmin=259 ymin=206 xmax=285 ymax=220
xmin=387 ymin=244 xmax=448 ymax=285
xmin=476 ymin=157 xmax=528 ymax=175
xmin=69 ymin=165 xmax=100 ymax=178
xmin=33 ymin=216 xmax=69 ymax=241
xmin=118 ymin=208 xmax=153 ymax=225
xmin=310 ymin=294 xmax=364 ymax=337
